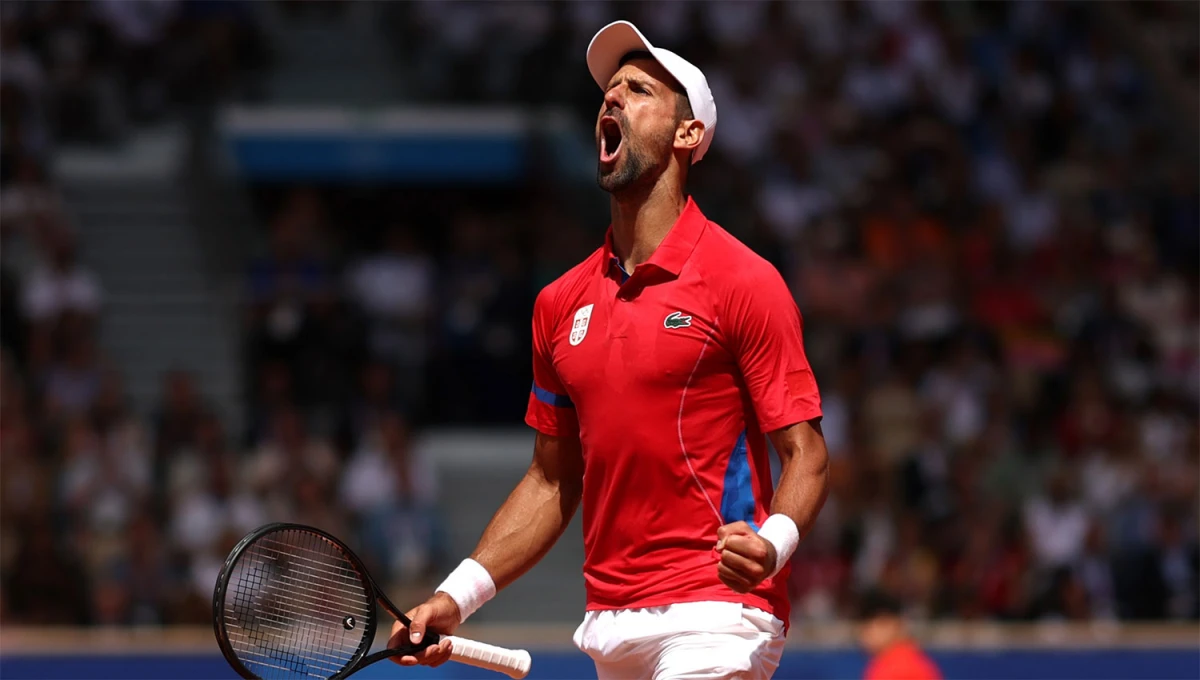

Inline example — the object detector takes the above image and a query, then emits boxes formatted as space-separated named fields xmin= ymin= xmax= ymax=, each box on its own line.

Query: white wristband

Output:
xmin=435 ymin=558 xmax=496 ymax=623
xmin=758 ymin=514 xmax=800 ymax=578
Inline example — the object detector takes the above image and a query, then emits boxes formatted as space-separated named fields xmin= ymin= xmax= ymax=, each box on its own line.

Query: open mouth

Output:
xmin=599 ymin=117 xmax=623 ymax=164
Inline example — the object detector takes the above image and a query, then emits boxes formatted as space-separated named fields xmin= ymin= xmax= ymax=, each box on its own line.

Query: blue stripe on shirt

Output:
xmin=531 ymin=382 xmax=573 ymax=408
xmin=719 ymin=429 xmax=760 ymax=531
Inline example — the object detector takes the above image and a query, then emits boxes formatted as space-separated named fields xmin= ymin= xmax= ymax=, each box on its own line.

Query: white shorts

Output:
xmin=573 ymin=601 xmax=786 ymax=680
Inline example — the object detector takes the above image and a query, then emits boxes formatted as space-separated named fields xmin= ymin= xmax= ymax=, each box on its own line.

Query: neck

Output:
xmin=609 ymin=177 xmax=686 ymax=271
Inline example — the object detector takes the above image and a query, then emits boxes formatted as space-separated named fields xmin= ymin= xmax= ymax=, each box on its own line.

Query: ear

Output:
xmin=674 ymin=119 xmax=705 ymax=157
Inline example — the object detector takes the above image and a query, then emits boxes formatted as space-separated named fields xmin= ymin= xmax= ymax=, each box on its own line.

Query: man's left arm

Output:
xmin=769 ymin=419 xmax=829 ymax=540
xmin=714 ymin=263 xmax=829 ymax=593
xmin=717 ymin=421 xmax=829 ymax=593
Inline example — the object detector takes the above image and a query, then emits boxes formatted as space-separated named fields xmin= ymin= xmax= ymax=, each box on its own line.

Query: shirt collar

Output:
xmin=599 ymin=197 xmax=708 ymax=279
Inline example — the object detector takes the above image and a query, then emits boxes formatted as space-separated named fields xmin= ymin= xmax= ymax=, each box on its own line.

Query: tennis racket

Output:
xmin=213 ymin=522 xmax=531 ymax=679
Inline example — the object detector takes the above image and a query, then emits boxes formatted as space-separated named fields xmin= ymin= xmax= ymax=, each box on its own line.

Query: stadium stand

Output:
xmin=0 ymin=1 xmax=1196 ymax=633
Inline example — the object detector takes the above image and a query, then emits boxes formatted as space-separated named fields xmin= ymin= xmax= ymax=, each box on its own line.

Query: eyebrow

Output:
xmin=606 ymin=74 xmax=657 ymax=92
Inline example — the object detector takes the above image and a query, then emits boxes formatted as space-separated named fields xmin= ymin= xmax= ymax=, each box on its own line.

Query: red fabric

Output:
xmin=525 ymin=198 xmax=821 ymax=623
xmin=864 ymin=641 xmax=942 ymax=680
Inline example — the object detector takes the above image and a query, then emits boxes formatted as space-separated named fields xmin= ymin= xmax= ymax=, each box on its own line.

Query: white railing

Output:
xmin=3 ymin=623 xmax=1198 ymax=655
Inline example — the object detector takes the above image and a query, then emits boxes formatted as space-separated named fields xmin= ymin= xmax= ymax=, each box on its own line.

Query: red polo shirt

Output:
xmin=525 ymin=197 xmax=821 ymax=623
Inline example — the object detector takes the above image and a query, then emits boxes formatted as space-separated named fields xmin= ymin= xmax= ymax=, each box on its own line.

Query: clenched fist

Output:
xmin=715 ymin=521 xmax=777 ymax=593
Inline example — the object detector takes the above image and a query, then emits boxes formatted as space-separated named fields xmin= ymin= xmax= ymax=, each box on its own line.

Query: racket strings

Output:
xmin=223 ymin=528 xmax=375 ymax=679
xmin=229 ymin=533 xmax=364 ymax=677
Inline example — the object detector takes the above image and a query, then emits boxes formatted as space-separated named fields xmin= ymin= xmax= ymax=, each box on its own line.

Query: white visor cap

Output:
xmin=586 ymin=20 xmax=717 ymax=164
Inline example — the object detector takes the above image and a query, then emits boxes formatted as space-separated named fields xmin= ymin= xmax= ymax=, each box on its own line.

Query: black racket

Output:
xmin=213 ymin=523 xmax=530 ymax=679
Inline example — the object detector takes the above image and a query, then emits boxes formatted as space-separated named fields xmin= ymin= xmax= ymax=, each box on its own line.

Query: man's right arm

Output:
xmin=389 ymin=430 xmax=583 ymax=668
xmin=468 ymin=431 xmax=585 ymax=589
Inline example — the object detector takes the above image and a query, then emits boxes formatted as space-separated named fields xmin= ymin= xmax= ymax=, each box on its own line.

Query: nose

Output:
xmin=603 ymin=85 xmax=624 ymax=111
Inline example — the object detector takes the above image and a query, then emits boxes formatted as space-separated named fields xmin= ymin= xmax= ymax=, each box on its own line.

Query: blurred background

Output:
xmin=0 ymin=0 xmax=1197 ymax=678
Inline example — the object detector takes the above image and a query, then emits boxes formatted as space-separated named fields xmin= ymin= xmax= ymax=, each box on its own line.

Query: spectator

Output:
xmin=339 ymin=411 xmax=440 ymax=582
xmin=979 ymin=518 xmax=1037 ymax=620
xmin=58 ymin=415 xmax=150 ymax=536
xmin=0 ymin=417 xmax=51 ymax=532
xmin=0 ymin=17 xmax=52 ymax=162
xmin=34 ymin=0 xmax=126 ymax=144
xmin=432 ymin=212 xmax=532 ymax=423
xmin=1075 ymin=523 xmax=1117 ymax=620
xmin=167 ymin=414 xmax=264 ymax=623
xmin=243 ymin=359 xmax=295 ymax=447
xmin=41 ymin=331 xmax=102 ymax=417
xmin=166 ymin=412 xmax=237 ymax=507
xmin=1153 ymin=512 xmax=1200 ymax=621
xmin=336 ymin=359 xmax=401 ymax=454
xmin=756 ymin=144 xmax=835 ymax=244
xmin=246 ymin=190 xmax=334 ymax=368
xmin=21 ymin=229 xmax=102 ymax=328
xmin=919 ymin=338 xmax=994 ymax=446
xmin=292 ymin=473 xmax=349 ymax=546
xmin=1079 ymin=426 xmax=1139 ymax=518
xmin=1025 ymin=472 xmax=1090 ymax=572
xmin=242 ymin=406 xmax=338 ymax=518
xmin=92 ymin=0 xmax=179 ymax=123
xmin=89 ymin=565 xmax=133 ymax=627
xmin=346 ymin=223 xmax=434 ymax=406
xmin=121 ymin=512 xmax=174 ymax=625
xmin=858 ymin=589 xmax=942 ymax=680
xmin=862 ymin=369 xmax=922 ymax=468
xmin=0 ymin=157 xmax=65 ymax=279
xmin=152 ymin=370 xmax=208 ymax=494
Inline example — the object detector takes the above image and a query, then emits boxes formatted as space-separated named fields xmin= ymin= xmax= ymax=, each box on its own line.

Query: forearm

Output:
xmin=769 ymin=420 xmax=829 ymax=539
xmin=772 ymin=452 xmax=828 ymax=540
xmin=469 ymin=468 xmax=581 ymax=590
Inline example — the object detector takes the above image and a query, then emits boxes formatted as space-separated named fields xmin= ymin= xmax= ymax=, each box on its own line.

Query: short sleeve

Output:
xmin=721 ymin=265 xmax=822 ymax=433
xmin=524 ymin=287 xmax=579 ymax=437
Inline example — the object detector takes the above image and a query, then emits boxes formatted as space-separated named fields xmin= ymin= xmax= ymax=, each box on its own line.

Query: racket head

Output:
xmin=213 ymin=523 xmax=381 ymax=679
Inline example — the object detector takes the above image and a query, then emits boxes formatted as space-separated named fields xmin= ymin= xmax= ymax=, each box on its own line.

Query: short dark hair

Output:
xmin=618 ymin=50 xmax=693 ymax=122
xmin=858 ymin=589 xmax=903 ymax=620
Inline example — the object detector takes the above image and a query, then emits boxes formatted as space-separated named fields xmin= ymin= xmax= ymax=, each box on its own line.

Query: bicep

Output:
xmin=530 ymin=431 xmax=584 ymax=493
xmin=767 ymin=420 xmax=827 ymax=468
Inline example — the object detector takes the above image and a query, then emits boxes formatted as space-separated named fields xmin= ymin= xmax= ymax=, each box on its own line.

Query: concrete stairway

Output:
xmin=415 ymin=430 xmax=587 ymax=624
xmin=63 ymin=176 xmax=241 ymax=431
xmin=259 ymin=2 xmax=401 ymax=107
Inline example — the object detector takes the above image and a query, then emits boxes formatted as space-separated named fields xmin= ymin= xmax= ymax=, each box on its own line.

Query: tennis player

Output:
xmin=390 ymin=21 xmax=829 ymax=679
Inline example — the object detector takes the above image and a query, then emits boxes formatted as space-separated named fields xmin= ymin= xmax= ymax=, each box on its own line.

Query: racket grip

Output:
xmin=446 ymin=635 xmax=531 ymax=679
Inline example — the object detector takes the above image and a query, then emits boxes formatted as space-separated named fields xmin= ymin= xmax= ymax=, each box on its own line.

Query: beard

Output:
xmin=596 ymin=144 xmax=653 ymax=194
xmin=596 ymin=114 xmax=673 ymax=194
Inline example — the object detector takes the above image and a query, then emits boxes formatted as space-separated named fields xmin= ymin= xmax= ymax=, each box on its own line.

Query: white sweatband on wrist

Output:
xmin=758 ymin=514 xmax=800 ymax=577
xmin=435 ymin=558 xmax=496 ymax=623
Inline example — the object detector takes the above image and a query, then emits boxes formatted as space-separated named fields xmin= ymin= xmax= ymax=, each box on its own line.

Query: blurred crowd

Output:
xmin=0 ymin=0 xmax=267 ymax=153
xmin=249 ymin=0 xmax=1200 ymax=624
xmin=2 ymin=0 xmax=1198 ymax=628
xmin=0 ymin=0 xmax=295 ymax=627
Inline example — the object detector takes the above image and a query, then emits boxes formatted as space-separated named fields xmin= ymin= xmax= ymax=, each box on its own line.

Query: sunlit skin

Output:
xmin=593 ymin=57 xmax=705 ymax=273
xmin=595 ymin=58 xmax=698 ymax=193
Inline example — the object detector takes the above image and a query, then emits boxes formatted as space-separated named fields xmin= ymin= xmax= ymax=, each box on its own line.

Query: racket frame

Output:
xmin=212 ymin=522 xmax=435 ymax=680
